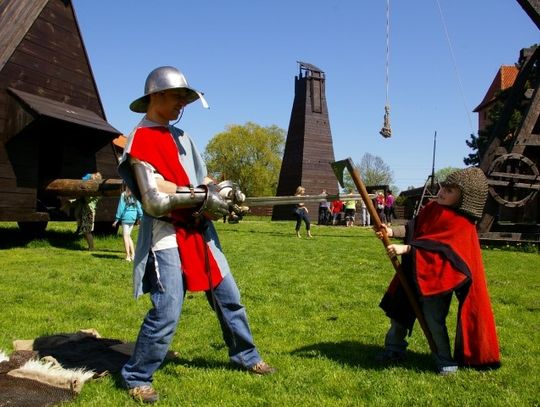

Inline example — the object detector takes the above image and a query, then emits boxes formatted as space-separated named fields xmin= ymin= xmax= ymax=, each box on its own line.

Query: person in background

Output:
xmin=374 ymin=167 xmax=500 ymax=375
xmin=384 ymin=190 xmax=396 ymax=225
xmin=77 ymin=172 xmax=102 ymax=251
xmin=331 ymin=199 xmax=344 ymax=225
xmin=318 ymin=189 xmax=330 ymax=225
xmin=113 ymin=186 xmax=143 ymax=261
xmin=344 ymin=192 xmax=356 ymax=227
xmin=294 ymin=186 xmax=312 ymax=238
xmin=118 ymin=66 xmax=275 ymax=404
xmin=375 ymin=191 xmax=386 ymax=223
xmin=361 ymin=199 xmax=371 ymax=227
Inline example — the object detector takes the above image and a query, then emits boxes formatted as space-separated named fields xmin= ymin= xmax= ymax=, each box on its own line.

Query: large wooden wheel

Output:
xmin=486 ymin=153 xmax=540 ymax=207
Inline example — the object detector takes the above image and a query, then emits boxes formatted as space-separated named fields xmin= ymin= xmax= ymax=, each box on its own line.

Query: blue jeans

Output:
xmin=295 ymin=208 xmax=310 ymax=231
xmin=384 ymin=292 xmax=458 ymax=373
xmin=121 ymin=248 xmax=261 ymax=388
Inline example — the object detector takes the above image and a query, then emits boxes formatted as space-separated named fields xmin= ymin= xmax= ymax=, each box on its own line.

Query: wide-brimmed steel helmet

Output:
xmin=129 ymin=66 xmax=209 ymax=113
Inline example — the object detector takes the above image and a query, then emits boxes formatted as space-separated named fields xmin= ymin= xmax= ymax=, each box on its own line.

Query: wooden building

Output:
xmin=0 ymin=0 xmax=121 ymax=233
xmin=272 ymin=62 xmax=339 ymax=220
xmin=473 ymin=65 xmax=519 ymax=132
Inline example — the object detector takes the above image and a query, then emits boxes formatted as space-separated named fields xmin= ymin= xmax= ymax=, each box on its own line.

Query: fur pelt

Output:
xmin=7 ymin=357 xmax=94 ymax=393
xmin=0 ymin=349 xmax=93 ymax=407
xmin=0 ymin=330 xmax=132 ymax=406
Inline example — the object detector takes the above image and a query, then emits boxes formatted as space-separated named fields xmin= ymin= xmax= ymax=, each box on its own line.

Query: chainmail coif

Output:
xmin=442 ymin=167 xmax=488 ymax=220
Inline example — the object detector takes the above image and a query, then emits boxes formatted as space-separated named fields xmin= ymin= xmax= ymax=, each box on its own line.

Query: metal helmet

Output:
xmin=441 ymin=167 xmax=488 ymax=220
xmin=129 ymin=66 xmax=209 ymax=113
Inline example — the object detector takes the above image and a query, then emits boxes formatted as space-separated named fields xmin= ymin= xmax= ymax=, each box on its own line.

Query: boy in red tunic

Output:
xmin=376 ymin=167 xmax=500 ymax=375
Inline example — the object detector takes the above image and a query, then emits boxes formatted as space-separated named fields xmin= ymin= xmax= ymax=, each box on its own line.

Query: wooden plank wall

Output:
xmin=0 ymin=0 xmax=49 ymax=72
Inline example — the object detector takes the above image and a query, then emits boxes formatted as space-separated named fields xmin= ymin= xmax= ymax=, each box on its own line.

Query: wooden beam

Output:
xmin=43 ymin=178 xmax=123 ymax=197
xmin=516 ymin=0 xmax=540 ymax=30
xmin=480 ymin=47 xmax=540 ymax=172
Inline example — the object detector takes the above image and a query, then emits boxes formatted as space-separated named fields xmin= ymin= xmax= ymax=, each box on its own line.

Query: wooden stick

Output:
xmin=339 ymin=158 xmax=438 ymax=354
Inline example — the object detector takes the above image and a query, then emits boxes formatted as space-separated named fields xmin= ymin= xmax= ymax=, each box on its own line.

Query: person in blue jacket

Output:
xmin=113 ymin=186 xmax=143 ymax=261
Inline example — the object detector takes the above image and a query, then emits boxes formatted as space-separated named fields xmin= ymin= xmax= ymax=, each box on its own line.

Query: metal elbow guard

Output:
xmin=131 ymin=159 xmax=206 ymax=217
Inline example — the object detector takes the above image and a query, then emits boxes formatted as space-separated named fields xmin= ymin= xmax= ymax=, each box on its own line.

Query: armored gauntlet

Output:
xmin=131 ymin=158 xmax=241 ymax=220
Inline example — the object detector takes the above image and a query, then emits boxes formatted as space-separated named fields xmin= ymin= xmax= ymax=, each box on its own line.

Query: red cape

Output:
xmin=382 ymin=201 xmax=500 ymax=367
xmin=128 ymin=126 xmax=223 ymax=291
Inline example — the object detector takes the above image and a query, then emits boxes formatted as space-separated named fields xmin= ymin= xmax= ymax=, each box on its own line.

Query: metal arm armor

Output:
xmin=216 ymin=180 xmax=246 ymax=205
xmin=130 ymin=158 xmax=207 ymax=218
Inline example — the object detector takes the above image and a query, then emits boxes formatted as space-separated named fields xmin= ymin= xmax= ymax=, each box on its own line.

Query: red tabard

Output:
xmin=128 ymin=126 xmax=224 ymax=291
xmin=412 ymin=201 xmax=500 ymax=367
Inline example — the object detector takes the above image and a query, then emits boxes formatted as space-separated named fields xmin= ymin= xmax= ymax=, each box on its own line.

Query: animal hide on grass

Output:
xmin=0 ymin=349 xmax=94 ymax=407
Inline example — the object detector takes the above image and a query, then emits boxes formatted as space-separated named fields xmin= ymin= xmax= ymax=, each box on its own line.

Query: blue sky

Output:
xmin=73 ymin=0 xmax=538 ymax=192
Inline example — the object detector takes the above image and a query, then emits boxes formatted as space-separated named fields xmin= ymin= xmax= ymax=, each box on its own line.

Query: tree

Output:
xmin=204 ymin=122 xmax=285 ymax=197
xmin=342 ymin=153 xmax=395 ymax=193
xmin=464 ymin=97 xmax=505 ymax=166
xmin=464 ymin=96 xmax=523 ymax=166
xmin=434 ymin=166 xmax=461 ymax=183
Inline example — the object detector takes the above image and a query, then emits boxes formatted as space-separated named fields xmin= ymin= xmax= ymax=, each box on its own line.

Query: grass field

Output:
xmin=0 ymin=219 xmax=539 ymax=406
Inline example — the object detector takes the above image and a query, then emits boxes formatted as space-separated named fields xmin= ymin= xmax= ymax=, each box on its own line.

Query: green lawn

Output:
xmin=0 ymin=219 xmax=539 ymax=406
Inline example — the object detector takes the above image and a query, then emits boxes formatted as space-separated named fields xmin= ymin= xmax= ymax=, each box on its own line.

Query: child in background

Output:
xmin=78 ymin=172 xmax=102 ymax=250
xmin=330 ymin=199 xmax=344 ymax=225
xmin=375 ymin=191 xmax=386 ymax=223
xmin=113 ymin=186 xmax=143 ymax=261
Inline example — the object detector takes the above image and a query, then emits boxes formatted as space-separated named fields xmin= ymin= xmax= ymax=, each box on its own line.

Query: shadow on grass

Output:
xmin=0 ymin=227 xmax=82 ymax=250
xmin=291 ymin=340 xmax=434 ymax=372
xmin=108 ymin=357 xmax=239 ymax=391
xmin=107 ymin=342 xmax=435 ymax=392
xmin=224 ymin=228 xmax=373 ymax=240
xmin=162 ymin=356 xmax=234 ymax=371
xmin=91 ymin=253 xmax=124 ymax=260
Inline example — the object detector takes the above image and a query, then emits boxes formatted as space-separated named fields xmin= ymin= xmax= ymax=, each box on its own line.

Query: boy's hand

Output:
xmin=374 ymin=223 xmax=393 ymax=238
xmin=386 ymin=244 xmax=410 ymax=257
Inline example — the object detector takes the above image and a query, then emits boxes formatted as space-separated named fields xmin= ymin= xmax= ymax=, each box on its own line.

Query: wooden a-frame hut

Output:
xmin=0 ymin=0 xmax=121 ymax=234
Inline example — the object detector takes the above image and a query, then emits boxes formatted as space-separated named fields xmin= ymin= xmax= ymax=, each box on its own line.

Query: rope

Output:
xmin=384 ymin=0 xmax=390 ymax=107
xmin=434 ymin=0 xmax=475 ymax=134
xmin=380 ymin=0 xmax=392 ymax=138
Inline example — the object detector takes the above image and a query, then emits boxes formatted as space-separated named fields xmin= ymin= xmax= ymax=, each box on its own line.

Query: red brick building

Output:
xmin=473 ymin=65 xmax=519 ymax=131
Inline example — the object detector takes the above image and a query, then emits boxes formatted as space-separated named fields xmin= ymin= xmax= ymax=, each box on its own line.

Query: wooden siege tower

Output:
xmin=476 ymin=44 xmax=540 ymax=244
xmin=272 ymin=62 xmax=338 ymax=220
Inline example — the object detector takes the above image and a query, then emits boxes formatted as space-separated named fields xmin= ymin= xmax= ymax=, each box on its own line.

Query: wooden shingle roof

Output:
xmin=8 ymin=87 xmax=120 ymax=135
